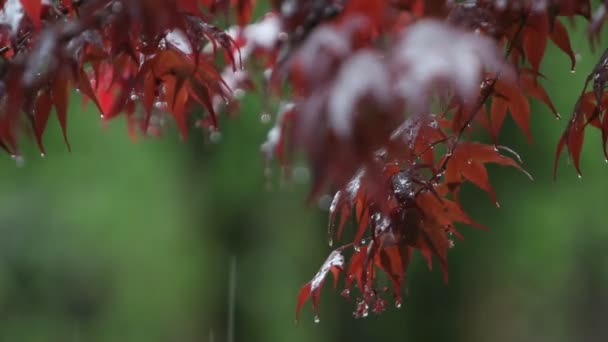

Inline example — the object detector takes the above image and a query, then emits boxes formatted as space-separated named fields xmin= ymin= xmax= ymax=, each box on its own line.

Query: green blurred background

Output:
xmin=1 ymin=9 xmax=608 ymax=342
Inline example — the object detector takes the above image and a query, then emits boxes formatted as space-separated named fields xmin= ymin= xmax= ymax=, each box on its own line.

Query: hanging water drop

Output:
xmin=577 ymin=173 xmax=582 ymax=179
xmin=570 ymin=68 xmax=576 ymax=74
xmin=313 ymin=315 xmax=320 ymax=324
xmin=40 ymin=153 xmax=45 ymax=158
xmin=209 ymin=130 xmax=222 ymax=144
xmin=233 ymin=88 xmax=245 ymax=99
xmin=395 ymin=299 xmax=402 ymax=309
xmin=154 ymin=101 xmax=168 ymax=110
xmin=495 ymin=201 xmax=500 ymax=208
xmin=11 ymin=154 xmax=24 ymax=168
xmin=341 ymin=289 xmax=350 ymax=299
xmin=260 ymin=112 xmax=271 ymax=124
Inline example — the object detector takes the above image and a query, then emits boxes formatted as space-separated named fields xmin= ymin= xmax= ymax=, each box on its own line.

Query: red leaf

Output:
xmin=51 ymin=71 xmax=71 ymax=151
xmin=236 ymin=0 xmax=255 ymax=26
xmin=295 ymin=283 xmax=312 ymax=322
xmin=20 ymin=0 xmax=42 ymax=29
xmin=490 ymin=96 xmax=508 ymax=142
xmin=519 ymin=68 xmax=559 ymax=118
xmin=34 ymin=91 xmax=52 ymax=155
xmin=375 ymin=246 xmax=403 ymax=294
xmin=549 ymin=19 xmax=576 ymax=71
xmin=523 ymin=26 xmax=548 ymax=74
xmin=77 ymin=68 xmax=104 ymax=115
xmin=446 ymin=142 xmax=529 ymax=201
xmin=494 ymin=80 xmax=532 ymax=143
xmin=164 ymin=76 xmax=190 ymax=140
xmin=142 ymin=73 xmax=156 ymax=132
xmin=295 ymin=250 xmax=344 ymax=320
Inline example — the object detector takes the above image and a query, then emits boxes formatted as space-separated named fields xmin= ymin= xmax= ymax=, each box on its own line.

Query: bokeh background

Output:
xmin=1 ymin=6 xmax=607 ymax=342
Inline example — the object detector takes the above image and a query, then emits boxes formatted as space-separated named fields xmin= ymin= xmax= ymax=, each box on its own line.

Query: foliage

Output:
xmin=2 ymin=0 xmax=608 ymax=322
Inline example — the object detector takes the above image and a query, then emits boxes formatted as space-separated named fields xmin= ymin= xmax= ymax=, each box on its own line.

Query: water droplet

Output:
xmin=604 ymin=159 xmax=608 ymax=164
xmin=293 ymin=166 xmax=310 ymax=184
xmin=112 ymin=1 xmax=123 ymax=13
xmin=209 ymin=130 xmax=222 ymax=143
xmin=570 ymin=68 xmax=576 ymax=74
xmin=154 ymin=101 xmax=168 ymax=110
xmin=448 ymin=239 xmax=455 ymax=249
xmin=495 ymin=201 xmax=500 ymax=208
xmin=392 ymin=171 xmax=414 ymax=199
xmin=100 ymin=114 xmax=105 ymax=119
xmin=233 ymin=88 xmax=245 ymax=99
xmin=260 ymin=112 xmax=272 ymax=124
xmin=317 ymin=194 xmax=332 ymax=211
xmin=313 ymin=315 xmax=320 ymax=324
xmin=11 ymin=154 xmax=24 ymax=167
xmin=40 ymin=153 xmax=45 ymax=158
xmin=130 ymin=93 xmax=139 ymax=101
xmin=395 ymin=300 xmax=402 ymax=309
xmin=577 ymin=173 xmax=582 ymax=179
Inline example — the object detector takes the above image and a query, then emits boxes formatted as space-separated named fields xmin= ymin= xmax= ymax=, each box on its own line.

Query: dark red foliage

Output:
xmin=2 ymin=0 xmax=608 ymax=323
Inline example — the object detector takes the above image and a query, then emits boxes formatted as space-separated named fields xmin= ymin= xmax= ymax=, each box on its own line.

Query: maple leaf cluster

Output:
xmin=3 ymin=0 xmax=608 ymax=323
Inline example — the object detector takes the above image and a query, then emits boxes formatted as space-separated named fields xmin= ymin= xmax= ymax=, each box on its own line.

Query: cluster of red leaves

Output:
xmin=4 ymin=0 xmax=608 ymax=323
xmin=0 ymin=0 xmax=256 ymax=154
xmin=273 ymin=0 xmax=608 ymax=321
